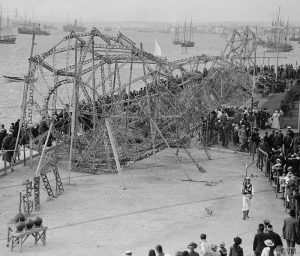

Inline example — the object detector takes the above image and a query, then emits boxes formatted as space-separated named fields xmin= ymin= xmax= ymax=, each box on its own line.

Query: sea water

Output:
xmin=0 ymin=28 xmax=299 ymax=126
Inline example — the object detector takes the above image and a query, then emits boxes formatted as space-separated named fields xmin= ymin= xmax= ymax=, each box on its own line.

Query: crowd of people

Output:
xmin=124 ymin=216 xmax=300 ymax=256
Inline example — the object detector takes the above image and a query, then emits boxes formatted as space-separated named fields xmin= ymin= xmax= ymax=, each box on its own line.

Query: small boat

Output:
xmin=0 ymin=6 xmax=16 ymax=44
xmin=3 ymin=75 xmax=25 ymax=82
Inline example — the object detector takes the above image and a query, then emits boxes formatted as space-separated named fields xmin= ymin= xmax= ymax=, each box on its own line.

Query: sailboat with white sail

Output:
xmin=153 ymin=40 xmax=162 ymax=57
xmin=0 ymin=5 xmax=16 ymax=44
xmin=181 ymin=19 xmax=194 ymax=48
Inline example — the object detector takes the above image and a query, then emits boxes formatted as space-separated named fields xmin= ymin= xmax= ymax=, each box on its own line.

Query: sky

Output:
xmin=1 ymin=0 xmax=300 ymax=24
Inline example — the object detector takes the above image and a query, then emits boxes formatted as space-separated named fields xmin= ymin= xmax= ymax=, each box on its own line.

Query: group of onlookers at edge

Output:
xmin=124 ymin=218 xmax=300 ymax=256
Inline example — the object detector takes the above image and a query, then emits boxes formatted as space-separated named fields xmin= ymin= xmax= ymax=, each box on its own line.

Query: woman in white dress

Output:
xmin=271 ymin=110 xmax=280 ymax=129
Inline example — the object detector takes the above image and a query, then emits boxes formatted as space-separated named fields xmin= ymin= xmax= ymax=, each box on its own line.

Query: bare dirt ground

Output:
xmin=0 ymin=145 xmax=291 ymax=256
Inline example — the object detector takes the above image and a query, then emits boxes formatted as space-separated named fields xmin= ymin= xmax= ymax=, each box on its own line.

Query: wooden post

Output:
xmin=105 ymin=118 xmax=125 ymax=189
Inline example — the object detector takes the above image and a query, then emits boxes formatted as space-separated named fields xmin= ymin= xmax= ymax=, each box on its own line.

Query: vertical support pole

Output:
xmin=92 ymin=35 xmax=96 ymax=171
xmin=13 ymin=33 xmax=35 ymax=165
xmin=33 ymin=175 xmax=40 ymax=211
xmin=140 ymin=43 xmax=155 ymax=153
xmin=105 ymin=118 xmax=125 ymax=189
xmin=125 ymin=53 xmax=133 ymax=151
xmin=35 ymin=122 xmax=53 ymax=176
xmin=298 ymin=99 xmax=300 ymax=132
xmin=68 ymin=40 xmax=78 ymax=185
xmin=30 ymin=136 xmax=33 ymax=169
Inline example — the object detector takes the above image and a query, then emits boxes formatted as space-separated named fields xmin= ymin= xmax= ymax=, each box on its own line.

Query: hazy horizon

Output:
xmin=1 ymin=0 xmax=300 ymax=25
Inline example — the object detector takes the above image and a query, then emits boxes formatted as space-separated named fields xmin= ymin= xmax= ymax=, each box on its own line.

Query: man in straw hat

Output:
xmin=260 ymin=240 xmax=275 ymax=256
xmin=188 ymin=242 xmax=200 ymax=256
xmin=241 ymin=176 xmax=254 ymax=220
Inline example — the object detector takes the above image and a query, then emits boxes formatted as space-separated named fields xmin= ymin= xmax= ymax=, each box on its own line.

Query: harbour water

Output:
xmin=0 ymin=27 xmax=299 ymax=125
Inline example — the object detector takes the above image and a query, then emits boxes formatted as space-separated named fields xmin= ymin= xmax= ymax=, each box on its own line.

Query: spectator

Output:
xmin=282 ymin=209 xmax=299 ymax=255
xmin=155 ymin=245 xmax=165 ymax=256
xmin=219 ymin=242 xmax=227 ymax=256
xmin=253 ymin=223 xmax=268 ymax=256
xmin=149 ymin=249 xmax=156 ymax=256
xmin=271 ymin=111 xmax=280 ymax=129
xmin=211 ymin=244 xmax=220 ymax=256
xmin=199 ymin=233 xmax=211 ymax=256
xmin=229 ymin=237 xmax=243 ymax=256
xmin=265 ymin=224 xmax=283 ymax=252
xmin=260 ymin=240 xmax=275 ymax=256
xmin=188 ymin=242 xmax=200 ymax=256
xmin=125 ymin=250 xmax=132 ymax=256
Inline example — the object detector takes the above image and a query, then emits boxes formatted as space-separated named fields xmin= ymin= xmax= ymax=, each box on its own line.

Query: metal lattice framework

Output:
xmin=15 ymin=27 xmax=256 ymax=177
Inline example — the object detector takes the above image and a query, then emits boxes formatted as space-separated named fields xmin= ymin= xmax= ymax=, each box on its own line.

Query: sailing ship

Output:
xmin=264 ymin=7 xmax=293 ymax=52
xmin=172 ymin=24 xmax=181 ymax=45
xmin=63 ymin=20 xmax=86 ymax=32
xmin=0 ymin=6 xmax=16 ymax=44
xmin=181 ymin=19 xmax=194 ymax=48
xmin=18 ymin=22 xmax=50 ymax=36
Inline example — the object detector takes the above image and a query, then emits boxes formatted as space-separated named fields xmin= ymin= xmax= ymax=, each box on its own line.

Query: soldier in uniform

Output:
xmin=241 ymin=177 xmax=254 ymax=220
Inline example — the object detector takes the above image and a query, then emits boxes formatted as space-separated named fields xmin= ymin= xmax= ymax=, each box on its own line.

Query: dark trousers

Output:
xmin=286 ymin=240 xmax=296 ymax=255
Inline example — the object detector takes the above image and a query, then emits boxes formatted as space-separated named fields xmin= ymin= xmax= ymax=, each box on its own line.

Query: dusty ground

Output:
xmin=0 ymin=145 xmax=292 ymax=256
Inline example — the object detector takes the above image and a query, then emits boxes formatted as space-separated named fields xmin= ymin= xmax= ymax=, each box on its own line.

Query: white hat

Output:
xmin=125 ymin=250 xmax=132 ymax=255
xmin=245 ymin=177 xmax=251 ymax=180
xmin=287 ymin=126 xmax=292 ymax=129
xmin=264 ymin=239 xmax=274 ymax=247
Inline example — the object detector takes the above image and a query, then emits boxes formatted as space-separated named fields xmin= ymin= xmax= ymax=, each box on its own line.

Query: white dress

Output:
xmin=271 ymin=113 xmax=280 ymax=129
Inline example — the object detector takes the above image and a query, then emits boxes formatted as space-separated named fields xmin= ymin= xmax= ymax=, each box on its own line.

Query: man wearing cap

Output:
xmin=287 ymin=126 xmax=294 ymax=138
xmin=211 ymin=244 xmax=220 ymax=256
xmin=125 ymin=250 xmax=132 ymax=256
xmin=253 ymin=224 xmax=268 ymax=256
xmin=188 ymin=242 xmax=200 ymax=256
xmin=241 ymin=177 xmax=254 ymax=220
xmin=199 ymin=233 xmax=211 ymax=256
xmin=263 ymin=219 xmax=271 ymax=233
xmin=265 ymin=224 xmax=283 ymax=251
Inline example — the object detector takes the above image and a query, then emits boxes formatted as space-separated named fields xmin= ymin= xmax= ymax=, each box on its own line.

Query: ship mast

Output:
xmin=183 ymin=20 xmax=186 ymax=43
xmin=189 ymin=18 xmax=192 ymax=42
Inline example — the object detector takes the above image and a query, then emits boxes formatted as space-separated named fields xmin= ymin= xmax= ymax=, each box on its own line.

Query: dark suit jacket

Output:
xmin=253 ymin=232 xmax=268 ymax=255
xmin=283 ymin=217 xmax=299 ymax=242
xmin=267 ymin=231 xmax=283 ymax=247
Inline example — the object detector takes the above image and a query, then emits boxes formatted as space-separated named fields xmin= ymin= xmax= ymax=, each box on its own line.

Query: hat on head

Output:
xmin=276 ymin=159 xmax=281 ymax=162
xmin=267 ymin=224 xmax=273 ymax=232
xmin=264 ymin=239 xmax=274 ymax=247
xmin=287 ymin=126 xmax=292 ymax=129
xmin=274 ymin=163 xmax=282 ymax=167
xmin=263 ymin=219 xmax=270 ymax=225
xmin=245 ymin=177 xmax=251 ymax=180
xmin=219 ymin=242 xmax=225 ymax=248
xmin=188 ymin=242 xmax=197 ymax=250
xmin=211 ymin=244 xmax=218 ymax=251
xmin=287 ymin=166 xmax=293 ymax=170
xmin=125 ymin=250 xmax=132 ymax=255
